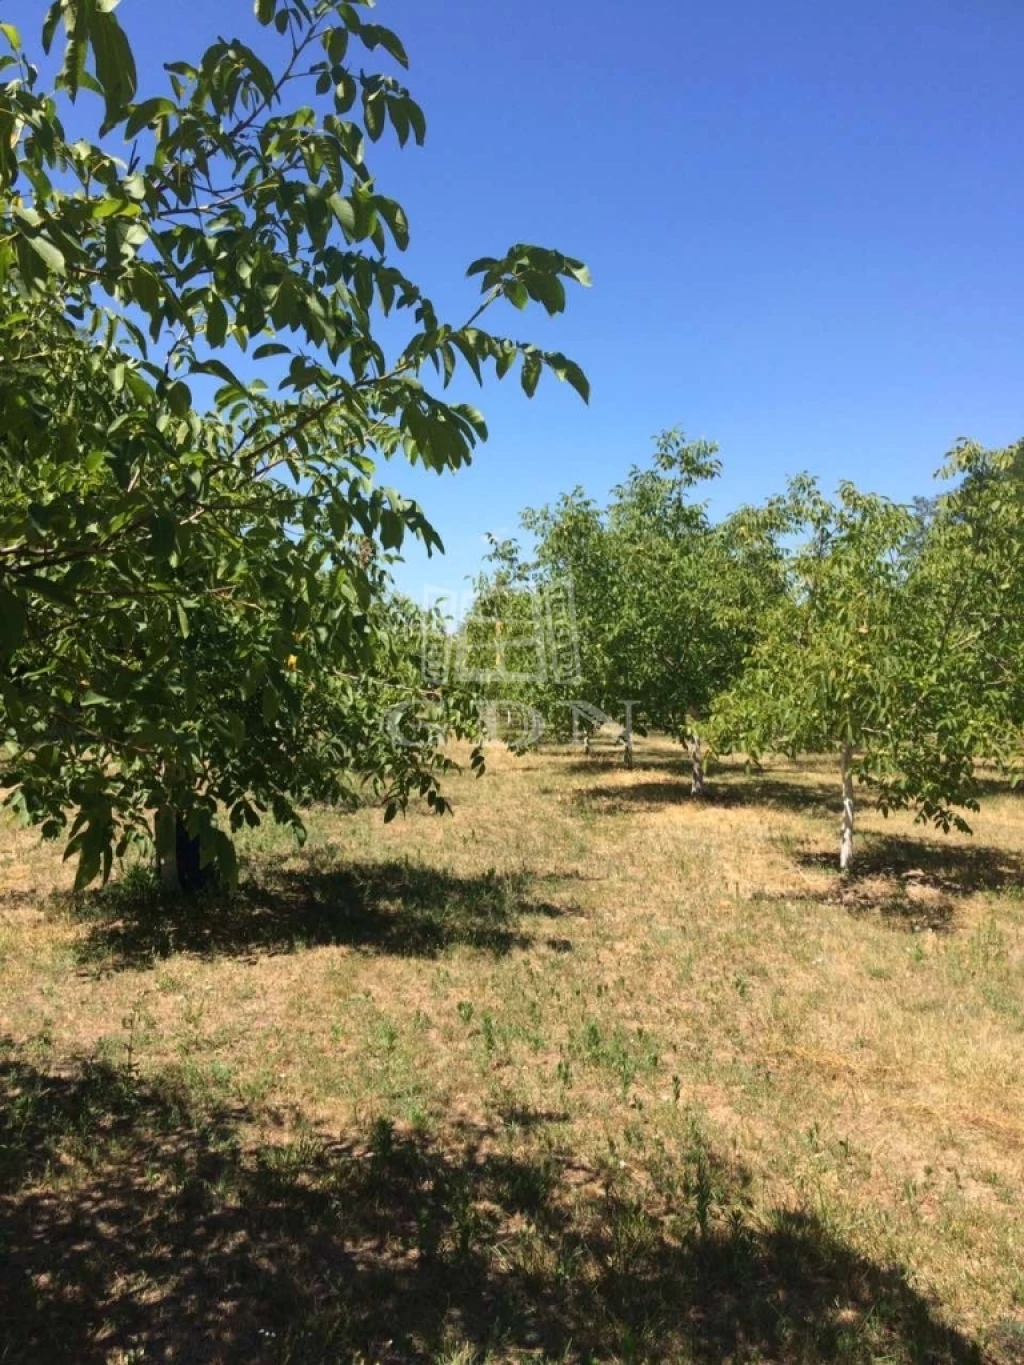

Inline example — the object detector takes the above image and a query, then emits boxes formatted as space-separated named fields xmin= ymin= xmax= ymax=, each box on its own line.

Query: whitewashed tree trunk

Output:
xmin=840 ymin=743 xmax=855 ymax=872
xmin=620 ymin=700 xmax=638 ymax=770
xmin=690 ymin=733 xmax=705 ymax=796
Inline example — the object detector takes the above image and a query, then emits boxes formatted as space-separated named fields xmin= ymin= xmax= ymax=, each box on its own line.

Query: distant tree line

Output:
xmin=466 ymin=430 xmax=1024 ymax=870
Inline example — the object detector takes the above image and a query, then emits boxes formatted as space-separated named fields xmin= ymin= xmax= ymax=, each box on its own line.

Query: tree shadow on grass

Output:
xmin=0 ymin=890 xmax=43 ymax=911
xmin=762 ymin=833 xmax=1024 ymax=934
xmin=560 ymin=755 xmax=636 ymax=775
xmin=572 ymin=775 xmax=839 ymax=818
xmin=73 ymin=860 xmax=575 ymax=973
xmin=971 ymin=775 xmax=1024 ymax=802
xmin=0 ymin=1041 xmax=990 ymax=1365
xmin=753 ymin=881 xmax=960 ymax=934
xmin=796 ymin=833 xmax=1024 ymax=897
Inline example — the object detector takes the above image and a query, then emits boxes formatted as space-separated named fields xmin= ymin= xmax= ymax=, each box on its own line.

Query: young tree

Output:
xmin=507 ymin=430 xmax=787 ymax=784
xmin=598 ymin=434 xmax=788 ymax=791
xmin=711 ymin=454 xmax=1024 ymax=871
xmin=913 ymin=437 xmax=1024 ymax=770
xmin=0 ymin=2 xmax=588 ymax=888
xmin=450 ymin=532 xmax=590 ymax=752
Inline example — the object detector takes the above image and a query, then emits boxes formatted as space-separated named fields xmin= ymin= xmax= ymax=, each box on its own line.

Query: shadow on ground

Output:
xmin=572 ymin=774 xmax=839 ymax=818
xmin=572 ymin=761 xmax=1021 ymax=826
xmin=0 ymin=890 xmax=45 ymax=910
xmin=797 ymin=833 xmax=1024 ymax=894
xmin=0 ymin=1040 xmax=991 ymax=1365
xmin=73 ymin=860 xmax=576 ymax=972
xmin=973 ymin=775 xmax=1024 ymax=803
xmin=751 ymin=833 xmax=1024 ymax=933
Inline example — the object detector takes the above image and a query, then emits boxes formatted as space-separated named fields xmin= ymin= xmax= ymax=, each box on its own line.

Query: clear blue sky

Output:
xmin=13 ymin=0 xmax=1024 ymax=603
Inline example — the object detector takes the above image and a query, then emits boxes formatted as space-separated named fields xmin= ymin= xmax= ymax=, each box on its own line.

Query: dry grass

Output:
xmin=1 ymin=739 xmax=1023 ymax=1363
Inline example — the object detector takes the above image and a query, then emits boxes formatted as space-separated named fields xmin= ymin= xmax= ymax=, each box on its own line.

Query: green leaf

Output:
xmin=525 ymin=272 xmax=566 ymax=315
xmin=252 ymin=341 xmax=291 ymax=360
xmin=547 ymin=353 xmax=590 ymax=404
xmin=73 ymin=843 xmax=103 ymax=893
xmin=360 ymin=23 xmax=409 ymax=68
xmin=166 ymin=380 xmax=192 ymax=417
xmin=363 ymin=90 xmax=385 ymax=141
xmin=90 ymin=5 xmax=138 ymax=126
xmin=41 ymin=2 xmax=61 ymax=54
xmin=193 ymin=358 xmax=244 ymax=389
xmin=124 ymin=97 xmax=175 ymax=138
xmin=406 ymin=100 xmax=426 ymax=145
xmin=450 ymin=332 xmax=483 ymax=385
xmin=563 ymin=360 xmax=590 ymax=404
xmin=520 ymin=351 xmax=542 ymax=397
xmin=380 ymin=508 xmax=404 ymax=551
xmin=205 ymin=296 xmax=228 ymax=348
xmin=214 ymin=830 xmax=239 ymax=888
xmin=377 ymin=197 xmax=409 ymax=250
xmin=150 ymin=512 xmax=177 ymax=560
xmin=505 ymin=280 xmax=528 ymax=310
xmin=54 ymin=0 xmax=88 ymax=98
xmin=20 ymin=573 xmax=76 ymax=607
xmin=0 ymin=587 xmax=26 ymax=656
xmin=25 ymin=235 xmax=66 ymax=276
xmin=329 ymin=193 xmax=357 ymax=236
xmin=262 ymin=685 xmax=281 ymax=724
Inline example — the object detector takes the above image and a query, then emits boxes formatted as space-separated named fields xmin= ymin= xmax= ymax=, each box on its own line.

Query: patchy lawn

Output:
xmin=1 ymin=740 xmax=1023 ymax=1363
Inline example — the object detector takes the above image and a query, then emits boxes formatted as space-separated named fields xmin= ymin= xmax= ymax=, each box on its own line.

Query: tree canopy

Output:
xmin=711 ymin=442 xmax=1024 ymax=868
xmin=0 ymin=0 xmax=589 ymax=888
xmin=469 ymin=430 xmax=788 ymax=785
xmin=464 ymin=430 xmax=1024 ymax=870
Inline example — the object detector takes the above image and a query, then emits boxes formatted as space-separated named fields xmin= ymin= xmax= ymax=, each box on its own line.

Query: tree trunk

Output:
xmin=840 ymin=743 xmax=855 ymax=873
xmin=690 ymin=733 xmax=705 ymax=796
xmin=175 ymin=816 xmax=212 ymax=893
xmin=154 ymin=807 xmax=214 ymax=895
xmin=155 ymin=805 xmax=180 ymax=894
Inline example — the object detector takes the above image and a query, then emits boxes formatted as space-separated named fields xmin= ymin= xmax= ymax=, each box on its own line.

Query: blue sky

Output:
xmin=357 ymin=0 xmax=1024 ymax=605
xmin=11 ymin=0 xmax=1024 ymax=603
